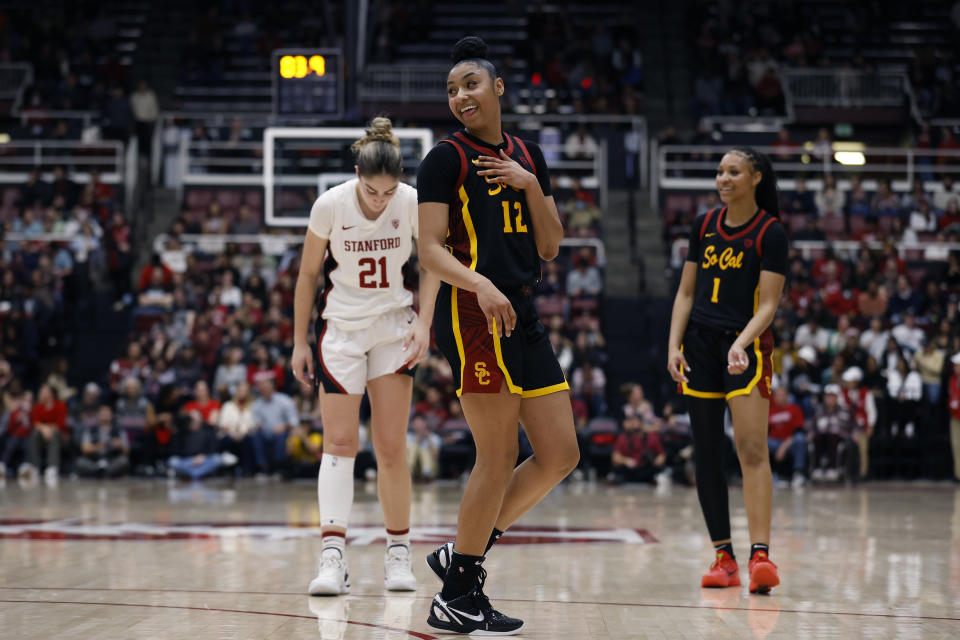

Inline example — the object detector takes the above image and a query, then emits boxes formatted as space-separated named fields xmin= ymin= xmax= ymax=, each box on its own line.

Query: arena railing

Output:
xmin=0 ymin=138 xmax=136 ymax=214
xmin=150 ymin=233 xmax=607 ymax=266
xmin=781 ymin=69 xmax=923 ymax=125
xmin=0 ymin=63 xmax=33 ymax=113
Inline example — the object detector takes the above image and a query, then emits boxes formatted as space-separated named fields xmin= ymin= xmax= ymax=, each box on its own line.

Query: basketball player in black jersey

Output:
xmin=416 ymin=36 xmax=579 ymax=635
xmin=667 ymin=148 xmax=788 ymax=594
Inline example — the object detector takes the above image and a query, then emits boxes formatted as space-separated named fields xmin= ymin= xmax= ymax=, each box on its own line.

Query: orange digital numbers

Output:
xmin=279 ymin=54 xmax=326 ymax=79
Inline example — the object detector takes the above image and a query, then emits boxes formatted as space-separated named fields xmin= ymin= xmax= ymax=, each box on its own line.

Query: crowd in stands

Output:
xmin=687 ymin=0 xmax=960 ymax=120
xmin=0 ymin=5 xmax=158 ymax=145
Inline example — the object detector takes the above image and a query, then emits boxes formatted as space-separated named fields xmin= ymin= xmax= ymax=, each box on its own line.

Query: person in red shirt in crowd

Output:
xmin=137 ymin=254 xmax=174 ymax=291
xmin=246 ymin=343 xmax=286 ymax=389
xmin=609 ymin=414 xmax=667 ymax=484
xmin=413 ymin=386 xmax=449 ymax=431
xmin=947 ymin=352 xmax=960 ymax=483
xmin=767 ymin=386 xmax=807 ymax=489
xmin=0 ymin=390 xmax=34 ymax=478
xmin=839 ymin=366 xmax=876 ymax=479
xmin=181 ymin=380 xmax=222 ymax=427
xmin=28 ymin=384 xmax=69 ymax=484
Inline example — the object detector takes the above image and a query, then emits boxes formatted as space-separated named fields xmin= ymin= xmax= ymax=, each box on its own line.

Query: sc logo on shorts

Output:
xmin=474 ymin=361 xmax=491 ymax=385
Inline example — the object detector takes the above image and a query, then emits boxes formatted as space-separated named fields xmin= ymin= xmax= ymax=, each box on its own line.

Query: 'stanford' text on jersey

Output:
xmin=416 ymin=130 xmax=552 ymax=288
xmin=686 ymin=206 xmax=788 ymax=332
xmin=307 ymin=178 xmax=418 ymax=330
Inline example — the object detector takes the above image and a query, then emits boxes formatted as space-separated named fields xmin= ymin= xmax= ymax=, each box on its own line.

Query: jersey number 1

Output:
xmin=710 ymin=277 xmax=720 ymax=303
xmin=359 ymin=257 xmax=389 ymax=289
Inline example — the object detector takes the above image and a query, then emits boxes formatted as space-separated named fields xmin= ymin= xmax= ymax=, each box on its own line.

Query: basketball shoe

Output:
xmin=384 ymin=544 xmax=417 ymax=591
xmin=426 ymin=541 xmax=454 ymax=581
xmin=748 ymin=551 xmax=780 ymax=594
xmin=427 ymin=568 xmax=523 ymax=635
xmin=701 ymin=549 xmax=741 ymax=588
xmin=309 ymin=549 xmax=350 ymax=596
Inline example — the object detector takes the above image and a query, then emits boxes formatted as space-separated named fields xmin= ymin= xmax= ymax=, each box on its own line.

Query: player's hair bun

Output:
xmin=451 ymin=36 xmax=489 ymax=64
xmin=351 ymin=116 xmax=399 ymax=153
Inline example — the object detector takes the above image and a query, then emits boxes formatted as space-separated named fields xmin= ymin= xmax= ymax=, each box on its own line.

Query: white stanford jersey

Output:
xmin=307 ymin=178 xmax=418 ymax=330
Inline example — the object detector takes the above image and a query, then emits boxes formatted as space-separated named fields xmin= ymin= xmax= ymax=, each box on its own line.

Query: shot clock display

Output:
xmin=272 ymin=48 xmax=343 ymax=119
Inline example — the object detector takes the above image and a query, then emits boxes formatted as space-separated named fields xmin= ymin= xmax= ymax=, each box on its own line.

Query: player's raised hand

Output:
xmin=402 ymin=315 xmax=431 ymax=369
xmin=475 ymin=150 xmax=536 ymax=191
xmin=476 ymin=279 xmax=516 ymax=338
xmin=727 ymin=344 xmax=749 ymax=375
xmin=667 ymin=348 xmax=690 ymax=384
xmin=290 ymin=341 xmax=314 ymax=389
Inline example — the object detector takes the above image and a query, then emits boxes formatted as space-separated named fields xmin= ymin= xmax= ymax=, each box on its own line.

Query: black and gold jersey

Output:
xmin=686 ymin=206 xmax=788 ymax=332
xmin=416 ymin=129 xmax=552 ymax=288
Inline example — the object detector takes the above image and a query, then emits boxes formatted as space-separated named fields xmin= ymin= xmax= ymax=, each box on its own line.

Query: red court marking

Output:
xmin=0 ymin=599 xmax=438 ymax=639
xmin=3 ymin=587 xmax=958 ymax=624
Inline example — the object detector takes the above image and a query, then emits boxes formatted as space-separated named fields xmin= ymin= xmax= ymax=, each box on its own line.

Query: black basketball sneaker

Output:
xmin=427 ymin=576 xmax=524 ymax=635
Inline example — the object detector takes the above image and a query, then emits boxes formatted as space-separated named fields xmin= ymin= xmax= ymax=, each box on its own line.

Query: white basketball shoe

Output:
xmin=384 ymin=544 xmax=417 ymax=591
xmin=309 ymin=549 xmax=350 ymax=596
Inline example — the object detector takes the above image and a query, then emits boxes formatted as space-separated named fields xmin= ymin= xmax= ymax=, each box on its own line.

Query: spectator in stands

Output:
xmin=0 ymin=390 xmax=34 ymax=478
xmin=251 ymin=378 xmax=297 ymax=475
xmin=940 ymin=199 xmax=960 ymax=231
xmin=28 ymin=384 xmax=68 ymax=484
xmin=181 ymin=380 xmax=221 ymax=426
xmin=70 ymin=382 xmax=103 ymax=442
xmin=815 ymin=174 xmax=843 ymax=217
xmin=839 ymin=367 xmax=876 ymax=479
xmin=794 ymin=316 xmax=830 ymax=355
xmin=948 ymin=352 xmax=960 ymax=482
xmin=811 ymin=384 xmax=855 ymax=481
xmin=285 ymin=418 xmax=322 ymax=479
xmin=914 ymin=335 xmax=945 ymax=406
xmin=860 ymin=316 xmax=889 ymax=363
xmin=888 ymin=275 xmax=922 ymax=320
xmin=114 ymin=376 xmax=156 ymax=471
xmin=130 ymin=80 xmax=159 ymax=158
xmin=18 ymin=168 xmax=51 ymax=211
xmin=75 ymin=405 xmax=129 ymax=478
xmin=571 ymin=359 xmax=607 ymax=417
xmin=934 ymin=175 xmax=960 ymax=211
xmin=563 ymin=124 xmax=598 ymax=160
xmin=407 ymin=413 xmax=441 ymax=481
xmin=622 ymin=383 xmax=656 ymax=422
xmin=907 ymin=200 xmax=938 ymax=237
xmin=886 ymin=356 xmax=923 ymax=438
xmin=549 ymin=330 xmax=574 ymax=378
xmin=767 ymin=386 xmax=806 ymax=488
xmin=247 ymin=343 xmax=285 ymax=388
xmin=414 ymin=386 xmax=448 ymax=431
xmin=213 ymin=346 xmax=247 ymax=399
xmin=565 ymin=248 xmax=602 ymax=297
xmin=845 ymin=175 xmax=871 ymax=216
xmin=857 ymin=279 xmax=889 ymax=318
xmin=770 ymin=128 xmax=798 ymax=161
xmin=609 ymin=414 xmax=667 ymax=485
xmin=101 ymin=86 xmax=135 ymax=142
xmin=892 ymin=311 xmax=925 ymax=356
xmin=871 ymin=179 xmax=901 ymax=217
xmin=138 ymin=268 xmax=174 ymax=311
xmin=784 ymin=177 xmax=816 ymax=215
xmin=793 ymin=217 xmax=825 ymax=242
xmin=790 ymin=345 xmax=821 ymax=415
xmin=218 ymin=270 xmax=242 ymax=308
xmin=218 ymin=380 xmax=257 ymax=476
xmin=168 ymin=409 xmax=237 ymax=481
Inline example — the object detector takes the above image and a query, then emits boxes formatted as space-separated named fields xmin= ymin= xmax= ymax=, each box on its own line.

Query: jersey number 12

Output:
xmin=359 ymin=257 xmax=389 ymax=289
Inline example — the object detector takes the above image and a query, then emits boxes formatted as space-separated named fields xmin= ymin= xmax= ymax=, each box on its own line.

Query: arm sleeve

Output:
xmin=523 ymin=140 xmax=553 ymax=198
xmin=307 ymin=191 xmax=334 ymax=239
xmin=760 ymin=222 xmax=789 ymax=275
xmin=416 ymin=143 xmax=461 ymax=204
xmin=685 ymin=213 xmax=708 ymax=264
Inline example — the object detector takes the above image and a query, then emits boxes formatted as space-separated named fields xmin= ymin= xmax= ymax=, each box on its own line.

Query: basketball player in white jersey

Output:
xmin=291 ymin=117 xmax=441 ymax=595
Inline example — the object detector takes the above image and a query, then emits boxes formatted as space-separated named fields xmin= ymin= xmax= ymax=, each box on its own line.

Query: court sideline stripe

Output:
xmin=2 ymin=587 xmax=958 ymax=623
xmin=0 ymin=599 xmax=438 ymax=639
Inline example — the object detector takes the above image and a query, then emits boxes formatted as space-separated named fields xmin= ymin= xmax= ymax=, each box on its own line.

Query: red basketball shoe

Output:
xmin=701 ymin=549 xmax=741 ymax=588
xmin=748 ymin=551 xmax=780 ymax=594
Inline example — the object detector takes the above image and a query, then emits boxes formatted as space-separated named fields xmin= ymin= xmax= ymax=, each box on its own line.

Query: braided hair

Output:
xmin=730 ymin=146 xmax=780 ymax=218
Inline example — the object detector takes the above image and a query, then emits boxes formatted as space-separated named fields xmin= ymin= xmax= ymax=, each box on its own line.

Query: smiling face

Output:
xmin=447 ymin=61 xmax=503 ymax=130
xmin=715 ymin=152 xmax=761 ymax=206
xmin=354 ymin=172 xmax=399 ymax=217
